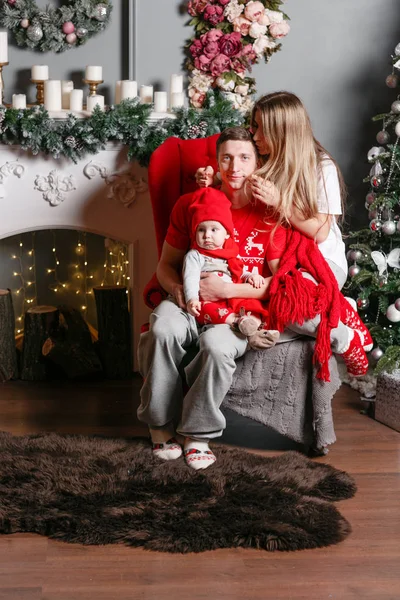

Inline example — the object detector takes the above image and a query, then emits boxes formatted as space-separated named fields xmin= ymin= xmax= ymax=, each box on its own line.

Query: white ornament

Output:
xmin=395 ymin=43 xmax=400 ymax=57
xmin=367 ymin=146 xmax=385 ymax=162
xmin=391 ymin=100 xmax=400 ymax=114
xmin=386 ymin=304 xmax=400 ymax=322
xmin=369 ymin=161 xmax=383 ymax=177
xmin=34 ymin=169 xmax=76 ymax=206
xmin=371 ymin=347 xmax=384 ymax=361
xmin=371 ymin=248 xmax=400 ymax=276
xmin=382 ymin=220 xmax=396 ymax=235
xmin=395 ymin=121 xmax=400 ymax=138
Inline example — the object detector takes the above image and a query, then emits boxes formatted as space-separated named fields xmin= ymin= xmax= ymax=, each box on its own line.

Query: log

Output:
xmin=0 ymin=289 xmax=18 ymax=382
xmin=20 ymin=305 xmax=59 ymax=381
xmin=42 ymin=307 xmax=103 ymax=380
xmin=93 ymin=286 xmax=132 ymax=379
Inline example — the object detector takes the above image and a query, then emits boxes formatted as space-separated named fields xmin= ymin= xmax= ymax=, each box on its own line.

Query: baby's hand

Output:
xmin=247 ymin=273 xmax=265 ymax=289
xmin=195 ymin=166 xmax=214 ymax=188
xmin=187 ymin=298 xmax=201 ymax=317
xmin=250 ymin=175 xmax=279 ymax=207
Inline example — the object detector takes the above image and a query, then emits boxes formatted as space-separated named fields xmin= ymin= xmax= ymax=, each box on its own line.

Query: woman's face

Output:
xmin=251 ymin=110 xmax=271 ymax=157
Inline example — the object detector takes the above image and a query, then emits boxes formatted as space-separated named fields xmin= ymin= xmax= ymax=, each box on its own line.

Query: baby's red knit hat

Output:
xmin=188 ymin=188 xmax=234 ymax=241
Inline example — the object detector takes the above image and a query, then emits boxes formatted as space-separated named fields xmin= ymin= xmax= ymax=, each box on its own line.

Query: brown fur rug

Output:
xmin=0 ymin=431 xmax=356 ymax=553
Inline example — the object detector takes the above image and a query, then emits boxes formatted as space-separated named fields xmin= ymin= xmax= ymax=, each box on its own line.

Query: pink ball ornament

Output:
xmin=7 ymin=0 xmax=16 ymax=5
xmin=62 ymin=21 xmax=75 ymax=35
xmin=395 ymin=298 xmax=400 ymax=311
xmin=66 ymin=32 xmax=77 ymax=45
xmin=386 ymin=74 xmax=399 ymax=89
xmin=20 ymin=18 xmax=30 ymax=28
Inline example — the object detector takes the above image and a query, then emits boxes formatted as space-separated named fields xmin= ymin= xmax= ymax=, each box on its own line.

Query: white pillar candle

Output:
xmin=0 ymin=32 xmax=8 ymax=64
xmin=31 ymin=65 xmax=49 ymax=81
xmin=139 ymin=85 xmax=153 ymax=104
xmin=170 ymin=91 xmax=185 ymax=109
xmin=61 ymin=80 xmax=74 ymax=109
xmin=154 ymin=91 xmax=168 ymax=113
xmin=86 ymin=94 xmax=105 ymax=112
xmin=12 ymin=94 xmax=26 ymax=109
xmin=120 ymin=80 xmax=138 ymax=101
xmin=44 ymin=80 xmax=62 ymax=111
xmin=85 ymin=65 xmax=103 ymax=81
xmin=170 ymin=74 xmax=183 ymax=94
xmin=70 ymin=89 xmax=83 ymax=111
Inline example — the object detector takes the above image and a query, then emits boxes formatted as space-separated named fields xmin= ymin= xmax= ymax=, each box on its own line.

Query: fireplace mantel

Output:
xmin=0 ymin=142 xmax=158 ymax=368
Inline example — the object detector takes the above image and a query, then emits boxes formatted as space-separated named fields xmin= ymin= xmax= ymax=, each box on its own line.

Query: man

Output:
xmin=137 ymin=127 xmax=285 ymax=470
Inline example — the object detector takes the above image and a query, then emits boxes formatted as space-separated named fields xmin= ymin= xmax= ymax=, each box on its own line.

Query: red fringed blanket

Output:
xmin=267 ymin=229 xmax=348 ymax=382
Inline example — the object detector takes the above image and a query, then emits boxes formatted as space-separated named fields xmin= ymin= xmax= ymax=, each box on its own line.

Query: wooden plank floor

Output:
xmin=0 ymin=377 xmax=399 ymax=600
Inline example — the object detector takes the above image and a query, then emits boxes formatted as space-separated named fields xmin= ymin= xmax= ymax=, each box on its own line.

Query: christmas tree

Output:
xmin=346 ymin=41 xmax=400 ymax=374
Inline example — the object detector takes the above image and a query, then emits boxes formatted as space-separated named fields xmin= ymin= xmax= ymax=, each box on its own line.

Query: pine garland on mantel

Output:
xmin=0 ymin=92 xmax=245 ymax=165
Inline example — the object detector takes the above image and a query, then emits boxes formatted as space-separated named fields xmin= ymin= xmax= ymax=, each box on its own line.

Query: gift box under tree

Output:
xmin=375 ymin=369 xmax=400 ymax=433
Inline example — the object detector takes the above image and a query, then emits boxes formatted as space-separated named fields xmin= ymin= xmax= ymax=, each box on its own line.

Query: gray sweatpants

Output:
xmin=137 ymin=261 xmax=349 ymax=440
xmin=137 ymin=298 xmax=248 ymax=440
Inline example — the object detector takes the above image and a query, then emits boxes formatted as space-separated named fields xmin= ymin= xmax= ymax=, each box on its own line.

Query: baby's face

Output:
xmin=195 ymin=220 xmax=229 ymax=250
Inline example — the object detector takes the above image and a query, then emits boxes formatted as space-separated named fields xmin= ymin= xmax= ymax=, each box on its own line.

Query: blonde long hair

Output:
xmin=251 ymin=92 xmax=346 ymax=228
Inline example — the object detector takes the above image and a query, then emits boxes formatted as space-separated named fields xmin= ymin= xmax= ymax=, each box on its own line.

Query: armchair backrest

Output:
xmin=148 ymin=134 xmax=219 ymax=257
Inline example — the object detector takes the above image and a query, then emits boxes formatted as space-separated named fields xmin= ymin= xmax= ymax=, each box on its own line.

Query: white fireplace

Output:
xmin=0 ymin=142 xmax=158 ymax=370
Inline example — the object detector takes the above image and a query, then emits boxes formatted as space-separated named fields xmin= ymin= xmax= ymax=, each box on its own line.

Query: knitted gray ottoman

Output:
xmin=375 ymin=369 xmax=400 ymax=433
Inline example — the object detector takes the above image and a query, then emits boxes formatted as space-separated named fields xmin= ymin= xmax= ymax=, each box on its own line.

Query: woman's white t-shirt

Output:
xmin=316 ymin=158 xmax=347 ymax=276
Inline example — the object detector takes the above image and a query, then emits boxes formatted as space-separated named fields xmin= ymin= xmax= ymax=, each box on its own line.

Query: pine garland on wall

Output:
xmin=0 ymin=92 xmax=245 ymax=164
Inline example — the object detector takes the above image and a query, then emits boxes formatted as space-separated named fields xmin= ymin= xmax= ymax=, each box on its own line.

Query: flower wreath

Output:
xmin=0 ymin=0 xmax=112 ymax=53
xmin=186 ymin=0 xmax=290 ymax=112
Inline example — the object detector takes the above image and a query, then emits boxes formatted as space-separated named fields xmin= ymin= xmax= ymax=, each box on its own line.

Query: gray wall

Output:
xmin=136 ymin=0 xmax=400 ymax=224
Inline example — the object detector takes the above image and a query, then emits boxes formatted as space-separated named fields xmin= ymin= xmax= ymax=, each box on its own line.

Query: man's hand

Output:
xmin=187 ymin=298 xmax=201 ymax=317
xmin=195 ymin=166 xmax=214 ymax=188
xmin=171 ymin=283 xmax=186 ymax=309
xmin=246 ymin=273 xmax=265 ymax=289
xmin=199 ymin=272 xmax=226 ymax=301
xmin=250 ymin=175 xmax=280 ymax=207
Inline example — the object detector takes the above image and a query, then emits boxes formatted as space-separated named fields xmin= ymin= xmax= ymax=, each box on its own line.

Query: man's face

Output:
xmin=218 ymin=140 xmax=258 ymax=192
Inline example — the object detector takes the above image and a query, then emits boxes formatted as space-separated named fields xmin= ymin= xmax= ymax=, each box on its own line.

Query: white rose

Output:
xmin=189 ymin=69 xmax=214 ymax=93
xmin=221 ymin=91 xmax=243 ymax=110
xmin=239 ymin=95 xmax=254 ymax=114
xmin=253 ymin=36 xmax=276 ymax=57
xmin=249 ymin=22 xmax=267 ymax=39
xmin=224 ymin=0 xmax=244 ymax=23
xmin=264 ymin=9 xmax=283 ymax=23
xmin=216 ymin=77 xmax=236 ymax=92
xmin=235 ymin=83 xmax=249 ymax=96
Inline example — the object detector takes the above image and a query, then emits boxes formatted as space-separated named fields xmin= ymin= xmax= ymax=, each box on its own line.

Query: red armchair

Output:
xmin=143 ymin=135 xmax=342 ymax=453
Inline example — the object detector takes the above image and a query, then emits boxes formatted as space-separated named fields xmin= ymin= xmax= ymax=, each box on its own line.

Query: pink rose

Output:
xmin=194 ymin=54 xmax=212 ymax=72
xmin=203 ymin=40 xmax=221 ymax=59
xmin=188 ymin=0 xmax=209 ymax=16
xmin=189 ymin=39 xmax=204 ymax=57
xmin=210 ymin=54 xmax=231 ymax=77
xmin=189 ymin=88 xmax=206 ymax=108
xmin=269 ymin=21 xmax=290 ymax=38
xmin=218 ymin=0 xmax=231 ymax=4
xmin=258 ymin=13 xmax=271 ymax=26
xmin=201 ymin=29 xmax=224 ymax=44
xmin=203 ymin=4 xmax=224 ymax=25
xmin=219 ymin=32 xmax=242 ymax=57
xmin=233 ymin=16 xmax=252 ymax=36
xmin=244 ymin=1 xmax=265 ymax=22
xmin=230 ymin=56 xmax=246 ymax=74
xmin=240 ymin=45 xmax=257 ymax=68
xmin=200 ymin=29 xmax=224 ymax=45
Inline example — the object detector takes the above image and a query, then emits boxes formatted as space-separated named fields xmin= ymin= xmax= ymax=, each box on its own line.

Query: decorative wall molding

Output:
xmin=34 ymin=170 xmax=77 ymax=206
xmin=0 ymin=161 xmax=25 ymax=199
xmin=83 ymin=161 xmax=109 ymax=181
xmin=106 ymin=171 xmax=148 ymax=208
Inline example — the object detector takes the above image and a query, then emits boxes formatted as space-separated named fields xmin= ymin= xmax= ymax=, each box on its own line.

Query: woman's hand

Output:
xmin=187 ymin=298 xmax=201 ymax=317
xmin=250 ymin=175 xmax=280 ymax=207
xmin=199 ymin=272 xmax=226 ymax=301
xmin=195 ymin=166 xmax=215 ymax=188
